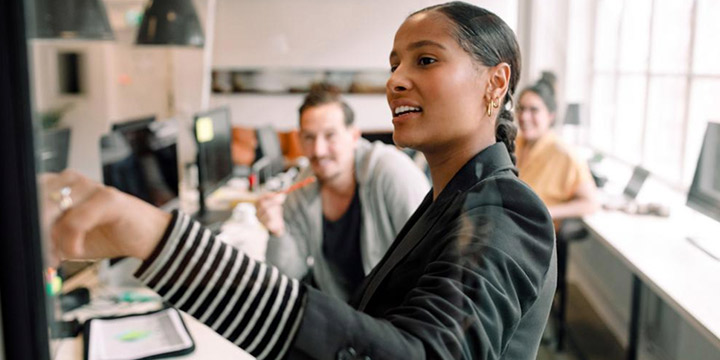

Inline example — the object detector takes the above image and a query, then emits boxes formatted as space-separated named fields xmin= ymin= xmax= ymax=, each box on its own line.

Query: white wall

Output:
xmin=213 ymin=0 xmax=517 ymax=69
xmin=209 ymin=0 xmax=518 ymax=131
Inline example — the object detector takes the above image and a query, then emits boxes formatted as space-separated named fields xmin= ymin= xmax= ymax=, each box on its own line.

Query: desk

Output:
xmin=53 ymin=214 xmax=268 ymax=360
xmin=582 ymin=208 xmax=720 ymax=360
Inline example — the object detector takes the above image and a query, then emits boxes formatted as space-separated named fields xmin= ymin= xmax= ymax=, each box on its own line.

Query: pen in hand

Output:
xmin=279 ymin=176 xmax=317 ymax=195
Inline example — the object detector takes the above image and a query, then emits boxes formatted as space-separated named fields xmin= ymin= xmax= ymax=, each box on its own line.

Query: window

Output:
xmin=589 ymin=0 xmax=720 ymax=188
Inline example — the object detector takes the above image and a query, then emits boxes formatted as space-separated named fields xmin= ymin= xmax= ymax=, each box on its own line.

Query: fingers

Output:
xmin=51 ymin=184 xmax=119 ymax=260
xmin=44 ymin=169 xmax=170 ymax=261
xmin=40 ymin=170 xmax=103 ymax=260
xmin=257 ymin=192 xmax=287 ymax=207
xmin=255 ymin=192 xmax=286 ymax=236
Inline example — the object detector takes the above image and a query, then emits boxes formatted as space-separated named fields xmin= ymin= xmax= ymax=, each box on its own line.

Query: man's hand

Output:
xmin=255 ymin=192 xmax=287 ymax=236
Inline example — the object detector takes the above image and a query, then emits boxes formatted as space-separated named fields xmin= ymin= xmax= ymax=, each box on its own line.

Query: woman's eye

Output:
xmin=418 ymin=57 xmax=436 ymax=66
xmin=390 ymin=64 xmax=398 ymax=73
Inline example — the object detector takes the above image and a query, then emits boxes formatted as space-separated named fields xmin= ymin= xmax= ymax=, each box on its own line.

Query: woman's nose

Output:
xmin=386 ymin=67 xmax=410 ymax=94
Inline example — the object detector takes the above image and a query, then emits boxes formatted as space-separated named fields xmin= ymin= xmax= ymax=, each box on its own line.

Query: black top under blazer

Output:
xmin=289 ymin=143 xmax=557 ymax=360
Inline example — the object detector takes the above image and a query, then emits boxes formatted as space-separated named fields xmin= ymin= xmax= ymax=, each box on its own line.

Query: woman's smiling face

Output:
xmin=387 ymin=11 xmax=490 ymax=153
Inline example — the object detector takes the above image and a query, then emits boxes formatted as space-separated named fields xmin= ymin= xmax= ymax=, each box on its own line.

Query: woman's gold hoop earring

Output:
xmin=487 ymin=99 xmax=499 ymax=117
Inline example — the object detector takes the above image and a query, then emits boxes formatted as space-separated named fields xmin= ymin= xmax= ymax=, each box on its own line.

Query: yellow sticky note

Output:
xmin=196 ymin=117 xmax=214 ymax=143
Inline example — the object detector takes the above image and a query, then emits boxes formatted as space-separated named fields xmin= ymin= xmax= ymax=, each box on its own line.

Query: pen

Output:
xmin=280 ymin=176 xmax=317 ymax=195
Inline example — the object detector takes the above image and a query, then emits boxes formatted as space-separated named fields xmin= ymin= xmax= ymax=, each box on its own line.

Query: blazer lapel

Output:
xmin=356 ymin=143 xmax=516 ymax=311
xmin=357 ymin=188 xmax=460 ymax=311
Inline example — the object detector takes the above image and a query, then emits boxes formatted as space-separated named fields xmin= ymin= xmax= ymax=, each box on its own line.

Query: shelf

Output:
xmin=212 ymin=68 xmax=388 ymax=95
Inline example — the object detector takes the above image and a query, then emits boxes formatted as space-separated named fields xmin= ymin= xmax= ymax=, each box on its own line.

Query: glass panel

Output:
xmin=685 ymin=79 xmax=720 ymax=185
xmin=613 ymin=75 xmax=647 ymax=164
xmin=593 ymin=0 xmax=624 ymax=72
xmin=589 ymin=75 xmax=616 ymax=152
xmin=693 ymin=0 xmax=720 ymax=75
xmin=643 ymin=76 xmax=687 ymax=183
xmin=618 ymin=0 xmax=652 ymax=73
xmin=649 ymin=0 xmax=693 ymax=74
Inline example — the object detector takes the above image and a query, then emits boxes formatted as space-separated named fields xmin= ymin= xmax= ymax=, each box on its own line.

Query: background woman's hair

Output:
xmin=412 ymin=1 xmax=522 ymax=164
xmin=298 ymin=82 xmax=355 ymax=126
xmin=520 ymin=71 xmax=557 ymax=113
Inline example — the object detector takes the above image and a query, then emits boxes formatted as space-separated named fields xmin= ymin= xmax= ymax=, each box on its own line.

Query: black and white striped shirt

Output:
xmin=134 ymin=210 xmax=307 ymax=360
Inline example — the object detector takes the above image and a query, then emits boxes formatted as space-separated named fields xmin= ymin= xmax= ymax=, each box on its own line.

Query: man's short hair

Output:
xmin=298 ymin=83 xmax=355 ymax=126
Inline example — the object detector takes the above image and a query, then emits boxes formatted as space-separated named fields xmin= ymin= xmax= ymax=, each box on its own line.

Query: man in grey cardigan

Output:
xmin=256 ymin=85 xmax=429 ymax=301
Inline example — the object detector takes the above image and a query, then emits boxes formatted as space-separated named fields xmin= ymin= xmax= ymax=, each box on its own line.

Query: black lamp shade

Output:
xmin=136 ymin=0 xmax=204 ymax=47
xmin=33 ymin=0 xmax=114 ymax=40
xmin=564 ymin=103 xmax=581 ymax=126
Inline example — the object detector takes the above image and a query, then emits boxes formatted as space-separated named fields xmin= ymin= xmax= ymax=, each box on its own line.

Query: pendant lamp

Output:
xmin=136 ymin=0 xmax=204 ymax=47
xmin=33 ymin=0 xmax=114 ymax=40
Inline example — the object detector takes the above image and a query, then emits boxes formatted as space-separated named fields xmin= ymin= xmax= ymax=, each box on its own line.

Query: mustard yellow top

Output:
xmin=515 ymin=132 xmax=593 ymax=209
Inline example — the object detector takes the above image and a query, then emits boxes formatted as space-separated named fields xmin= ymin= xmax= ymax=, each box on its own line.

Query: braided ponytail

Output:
xmin=495 ymin=94 xmax=518 ymax=165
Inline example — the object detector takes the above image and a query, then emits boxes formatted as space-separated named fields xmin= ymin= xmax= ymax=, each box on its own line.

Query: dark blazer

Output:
xmin=289 ymin=143 xmax=557 ymax=360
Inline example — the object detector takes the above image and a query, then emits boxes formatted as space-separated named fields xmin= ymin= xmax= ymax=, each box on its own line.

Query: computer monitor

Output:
xmin=193 ymin=107 xmax=233 ymax=216
xmin=37 ymin=127 xmax=71 ymax=172
xmin=111 ymin=115 xmax=155 ymax=132
xmin=687 ymin=121 xmax=720 ymax=223
xmin=100 ymin=120 xmax=179 ymax=209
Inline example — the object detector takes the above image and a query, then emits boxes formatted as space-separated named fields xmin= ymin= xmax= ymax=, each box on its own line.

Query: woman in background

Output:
xmin=515 ymin=73 xmax=599 ymax=224
xmin=43 ymin=2 xmax=556 ymax=359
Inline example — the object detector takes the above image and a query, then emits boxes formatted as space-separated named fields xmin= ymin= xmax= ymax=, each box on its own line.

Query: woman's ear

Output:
xmin=488 ymin=63 xmax=511 ymax=100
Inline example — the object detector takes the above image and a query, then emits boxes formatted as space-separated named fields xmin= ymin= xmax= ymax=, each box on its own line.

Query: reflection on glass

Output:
xmin=618 ymin=0 xmax=652 ymax=73
xmin=643 ymin=77 xmax=686 ymax=182
xmin=693 ymin=0 xmax=720 ymax=75
xmin=590 ymin=75 xmax=616 ymax=152
xmin=593 ymin=0 xmax=623 ymax=72
xmin=614 ymin=75 xmax=646 ymax=164
xmin=650 ymin=0 xmax=692 ymax=74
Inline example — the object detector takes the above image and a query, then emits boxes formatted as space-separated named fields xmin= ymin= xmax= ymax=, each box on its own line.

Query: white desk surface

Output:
xmin=583 ymin=207 xmax=720 ymax=349
xmin=52 ymin=212 xmax=268 ymax=360
xmin=54 ymin=311 xmax=255 ymax=360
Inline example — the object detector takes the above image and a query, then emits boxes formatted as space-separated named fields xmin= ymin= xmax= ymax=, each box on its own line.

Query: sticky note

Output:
xmin=196 ymin=117 xmax=214 ymax=143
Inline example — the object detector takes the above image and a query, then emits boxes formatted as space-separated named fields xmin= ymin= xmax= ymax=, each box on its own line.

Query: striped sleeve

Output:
xmin=134 ymin=210 xmax=307 ymax=360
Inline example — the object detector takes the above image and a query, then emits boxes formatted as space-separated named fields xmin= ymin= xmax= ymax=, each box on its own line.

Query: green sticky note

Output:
xmin=196 ymin=117 xmax=214 ymax=143
xmin=116 ymin=330 xmax=151 ymax=342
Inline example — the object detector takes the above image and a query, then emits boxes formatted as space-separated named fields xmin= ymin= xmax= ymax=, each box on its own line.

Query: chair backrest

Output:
xmin=255 ymin=126 xmax=284 ymax=180
xmin=256 ymin=126 xmax=283 ymax=160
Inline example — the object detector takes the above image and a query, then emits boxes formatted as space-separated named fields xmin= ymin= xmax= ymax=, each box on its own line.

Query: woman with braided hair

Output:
xmin=44 ymin=2 xmax=556 ymax=359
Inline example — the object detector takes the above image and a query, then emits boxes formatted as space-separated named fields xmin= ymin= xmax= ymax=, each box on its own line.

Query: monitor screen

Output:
xmin=687 ymin=121 xmax=720 ymax=223
xmin=194 ymin=107 xmax=233 ymax=196
xmin=111 ymin=115 xmax=155 ymax=132
xmin=100 ymin=120 xmax=179 ymax=208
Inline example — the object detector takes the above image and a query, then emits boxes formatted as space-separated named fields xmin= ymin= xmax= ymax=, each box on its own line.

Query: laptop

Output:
xmin=603 ymin=166 xmax=650 ymax=210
